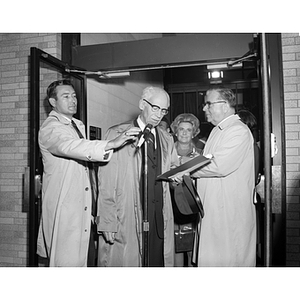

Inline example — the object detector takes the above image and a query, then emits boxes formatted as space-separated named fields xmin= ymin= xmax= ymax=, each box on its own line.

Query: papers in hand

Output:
xmin=157 ymin=154 xmax=212 ymax=181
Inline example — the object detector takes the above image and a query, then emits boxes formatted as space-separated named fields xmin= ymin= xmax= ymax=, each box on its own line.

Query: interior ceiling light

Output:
xmin=208 ymin=71 xmax=223 ymax=79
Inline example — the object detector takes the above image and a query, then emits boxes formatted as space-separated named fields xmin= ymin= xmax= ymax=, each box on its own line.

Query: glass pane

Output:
xmin=170 ymin=92 xmax=184 ymax=122
xmin=185 ymin=92 xmax=197 ymax=114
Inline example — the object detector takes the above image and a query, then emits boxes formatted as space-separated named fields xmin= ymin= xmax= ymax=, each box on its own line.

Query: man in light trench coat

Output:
xmin=190 ymin=87 xmax=256 ymax=266
xmin=96 ymin=86 xmax=179 ymax=267
xmin=37 ymin=79 xmax=140 ymax=267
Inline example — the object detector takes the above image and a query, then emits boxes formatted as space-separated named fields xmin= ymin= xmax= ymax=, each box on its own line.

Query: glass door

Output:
xmin=28 ymin=47 xmax=87 ymax=266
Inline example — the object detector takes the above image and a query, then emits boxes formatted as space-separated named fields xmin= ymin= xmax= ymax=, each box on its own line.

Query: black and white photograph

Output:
xmin=0 ymin=2 xmax=299 ymax=299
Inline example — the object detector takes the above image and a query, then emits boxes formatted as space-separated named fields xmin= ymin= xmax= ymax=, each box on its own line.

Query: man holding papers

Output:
xmin=178 ymin=87 xmax=256 ymax=267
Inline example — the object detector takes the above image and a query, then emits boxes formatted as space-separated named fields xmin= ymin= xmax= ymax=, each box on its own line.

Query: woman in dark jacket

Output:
xmin=170 ymin=113 xmax=203 ymax=267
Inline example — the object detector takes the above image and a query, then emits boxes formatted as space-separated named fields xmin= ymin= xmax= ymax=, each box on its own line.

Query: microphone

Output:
xmin=136 ymin=124 xmax=153 ymax=149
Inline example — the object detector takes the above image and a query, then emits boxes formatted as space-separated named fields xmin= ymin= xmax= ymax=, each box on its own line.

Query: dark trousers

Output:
xmin=148 ymin=213 xmax=164 ymax=266
xmin=87 ymin=222 xmax=97 ymax=267
xmin=147 ymin=147 xmax=164 ymax=266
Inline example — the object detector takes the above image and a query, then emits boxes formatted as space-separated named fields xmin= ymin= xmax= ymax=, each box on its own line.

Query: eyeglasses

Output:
xmin=143 ymin=99 xmax=169 ymax=115
xmin=202 ymin=100 xmax=227 ymax=108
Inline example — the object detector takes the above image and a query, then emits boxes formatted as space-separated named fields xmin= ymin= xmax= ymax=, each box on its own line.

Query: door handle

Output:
xmin=24 ymin=167 xmax=30 ymax=212
xmin=256 ymin=174 xmax=265 ymax=203
xmin=24 ymin=167 xmax=42 ymax=212
xmin=35 ymin=174 xmax=42 ymax=198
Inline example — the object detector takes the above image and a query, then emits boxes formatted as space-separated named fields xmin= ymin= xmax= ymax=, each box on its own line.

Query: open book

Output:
xmin=157 ymin=154 xmax=212 ymax=181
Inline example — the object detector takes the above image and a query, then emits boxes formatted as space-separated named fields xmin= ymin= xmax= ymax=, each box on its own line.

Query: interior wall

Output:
xmin=81 ymin=33 xmax=164 ymax=136
xmin=87 ymin=70 xmax=163 ymax=135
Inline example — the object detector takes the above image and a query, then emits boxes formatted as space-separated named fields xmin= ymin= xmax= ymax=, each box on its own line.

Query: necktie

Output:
xmin=147 ymin=132 xmax=155 ymax=151
xmin=71 ymin=119 xmax=96 ymax=217
xmin=71 ymin=119 xmax=84 ymax=139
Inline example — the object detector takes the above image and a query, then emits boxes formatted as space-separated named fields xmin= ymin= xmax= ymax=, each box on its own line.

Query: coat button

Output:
xmin=85 ymin=187 xmax=89 ymax=191
xmin=84 ymin=206 xmax=87 ymax=211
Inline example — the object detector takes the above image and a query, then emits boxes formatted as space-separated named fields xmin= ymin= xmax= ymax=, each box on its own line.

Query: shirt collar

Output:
xmin=217 ymin=114 xmax=240 ymax=130
xmin=49 ymin=110 xmax=72 ymax=124
xmin=63 ymin=115 xmax=72 ymax=123
xmin=137 ymin=116 xmax=157 ymax=148
xmin=137 ymin=116 xmax=156 ymax=135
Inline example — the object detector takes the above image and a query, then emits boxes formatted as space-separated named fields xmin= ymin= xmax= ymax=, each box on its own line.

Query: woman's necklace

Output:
xmin=176 ymin=143 xmax=193 ymax=157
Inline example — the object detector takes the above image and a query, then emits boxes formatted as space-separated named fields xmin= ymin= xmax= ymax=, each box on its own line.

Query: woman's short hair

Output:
xmin=170 ymin=113 xmax=200 ymax=137
xmin=238 ymin=109 xmax=257 ymax=132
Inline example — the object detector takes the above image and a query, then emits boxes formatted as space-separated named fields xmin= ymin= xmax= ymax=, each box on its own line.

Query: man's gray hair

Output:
xmin=142 ymin=86 xmax=170 ymax=102
xmin=207 ymin=87 xmax=236 ymax=107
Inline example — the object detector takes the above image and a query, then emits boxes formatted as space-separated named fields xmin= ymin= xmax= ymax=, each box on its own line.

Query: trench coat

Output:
xmin=97 ymin=120 xmax=179 ymax=267
xmin=37 ymin=110 xmax=112 ymax=267
xmin=192 ymin=114 xmax=256 ymax=266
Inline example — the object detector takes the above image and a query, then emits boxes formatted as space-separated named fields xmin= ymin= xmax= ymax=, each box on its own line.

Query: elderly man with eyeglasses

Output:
xmin=96 ymin=86 xmax=179 ymax=267
xmin=190 ymin=87 xmax=256 ymax=266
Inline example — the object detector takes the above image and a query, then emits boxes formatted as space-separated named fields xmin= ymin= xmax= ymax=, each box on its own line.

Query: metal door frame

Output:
xmin=28 ymin=47 xmax=86 ymax=266
xmin=260 ymin=33 xmax=286 ymax=266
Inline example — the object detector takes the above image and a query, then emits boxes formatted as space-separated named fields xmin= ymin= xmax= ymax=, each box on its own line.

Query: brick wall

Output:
xmin=282 ymin=33 xmax=300 ymax=266
xmin=0 ymin=33 xmax=61 ymax=266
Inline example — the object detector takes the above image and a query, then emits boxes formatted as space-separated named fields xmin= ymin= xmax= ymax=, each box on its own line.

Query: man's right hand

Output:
xmin=102 ymin=231 xmax=116 ymax=244
xmin=105 ymin=127 xmax=141 ymax=150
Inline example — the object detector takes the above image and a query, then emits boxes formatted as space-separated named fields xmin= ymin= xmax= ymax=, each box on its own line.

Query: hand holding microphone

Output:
xmin=136 ymin=123 xmax=153 ymax=149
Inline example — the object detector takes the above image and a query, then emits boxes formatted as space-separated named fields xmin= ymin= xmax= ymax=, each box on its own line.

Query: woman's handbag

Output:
xmin=174 ymin=175 xmax=204 ymax=218
xmin=174 ymin=223 xmax=194 ymax=253
xmin=172 ymin=176 xmax=204 ymax=254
